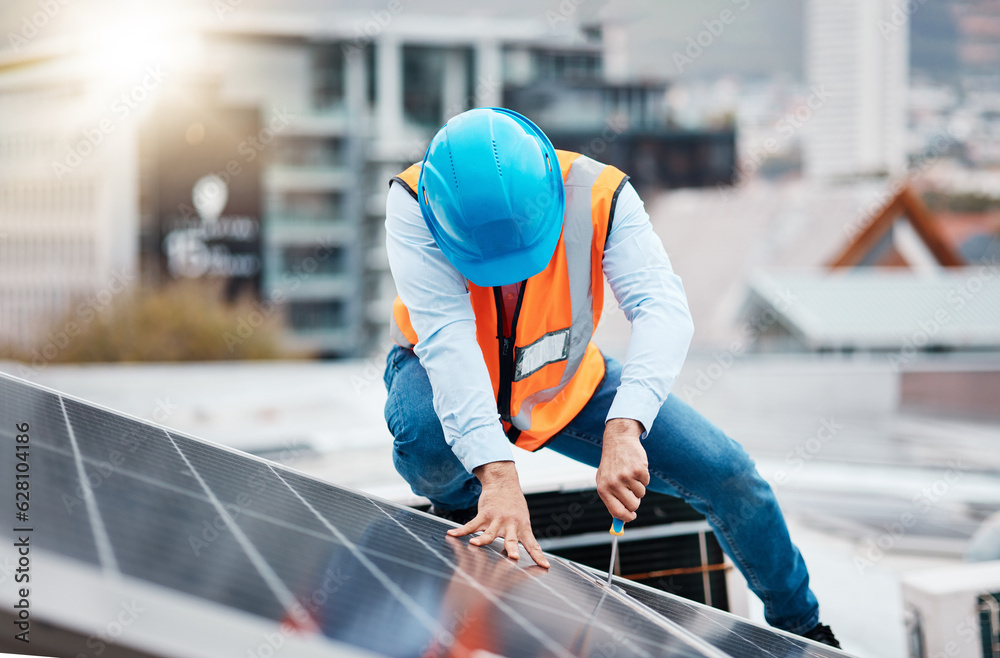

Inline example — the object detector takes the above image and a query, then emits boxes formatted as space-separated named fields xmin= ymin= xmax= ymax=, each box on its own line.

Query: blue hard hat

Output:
xmin=417 ymin=108 xmax=565 ymax=287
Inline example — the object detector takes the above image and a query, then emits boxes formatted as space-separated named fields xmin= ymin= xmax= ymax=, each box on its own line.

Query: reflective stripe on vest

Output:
xmin=389 ymin=150 xmax=629 ymax=451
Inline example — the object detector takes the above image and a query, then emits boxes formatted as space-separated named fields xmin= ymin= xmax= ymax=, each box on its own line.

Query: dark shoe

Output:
xmin=801 ymin=623 xmax=841 ymax=648
xmin=427 ymin=504 xmax=478 ymax=526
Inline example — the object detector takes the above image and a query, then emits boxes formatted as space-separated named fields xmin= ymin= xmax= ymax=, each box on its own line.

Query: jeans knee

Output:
xmin=393 ymin=442 xmax=470 ymax=500
xmin=417 ymin=463 xmax=470 ymax=499
xmin=389 ymin=408 xmax=446 ymax=456
xmin=384 ymin=379 xmax=437 ymax=448
xmin=391 ymin=421 xmax=467 ymax=491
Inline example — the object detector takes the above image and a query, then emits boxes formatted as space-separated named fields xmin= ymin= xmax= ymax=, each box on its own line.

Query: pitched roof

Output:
xmin=829 ymin=186 xmax=965 ymax=269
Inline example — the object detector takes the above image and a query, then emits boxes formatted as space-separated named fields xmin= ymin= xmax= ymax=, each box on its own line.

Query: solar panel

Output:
xmin=612 ymin=578 xmax=849 ymax=658
xmin=0 ymin=372 xmax=854 ymax=657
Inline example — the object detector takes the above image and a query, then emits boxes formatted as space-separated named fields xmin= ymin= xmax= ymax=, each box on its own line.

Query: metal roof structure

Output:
xmin=744 ymin=269 xmax=1000 ymax=352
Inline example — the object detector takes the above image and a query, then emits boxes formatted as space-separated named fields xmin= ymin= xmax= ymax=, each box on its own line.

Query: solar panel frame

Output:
xmin=0 ymin=547 xmax=381 ymax=658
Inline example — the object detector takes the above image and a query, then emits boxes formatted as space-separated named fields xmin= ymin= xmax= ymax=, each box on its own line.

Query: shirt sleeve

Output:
xmin=602 ymin=182 xmax=694 ymax=437
xmin=384 ymin=182 xmax=514 ymax=473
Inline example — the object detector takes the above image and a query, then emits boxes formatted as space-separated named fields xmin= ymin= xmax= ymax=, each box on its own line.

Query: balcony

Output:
xmin=264 ymin=165 xmax=355 ymax=191
xmin=264 ymin=217 xmax=357 ymax=244
xmin=280 ymin=325 xmax=355 ymax=356
xmin=262 ymin=270 xmax=355 ymax=302
xmin=280 ymin=111 xmax=357 ymax=137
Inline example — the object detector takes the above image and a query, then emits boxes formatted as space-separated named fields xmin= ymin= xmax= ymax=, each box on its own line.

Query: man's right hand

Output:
xmin=446 ymin=460 xmax=551 ymax=568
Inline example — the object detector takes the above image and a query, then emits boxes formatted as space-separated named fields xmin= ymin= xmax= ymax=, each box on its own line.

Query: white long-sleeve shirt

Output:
xmin=385 ymin=180 xmax=694 ymax=474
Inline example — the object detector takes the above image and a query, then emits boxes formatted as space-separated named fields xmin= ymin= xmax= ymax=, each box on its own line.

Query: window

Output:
xmin=272 ymin=137 xmax=343 ymax=168
xmin=289 ymin=300 xmax=344 ymax=330
xmin=403 ymin=46 xmax=446 ymax=129
xmin=273 ymin=192 xmax=343 ymax=222
xmin=313 ymin=45 xmax=345 ymax=111
xmin=281 ymin=245 xmax=345 ymax=276
xmin=534 ymin=51 xmax=602 ymax=82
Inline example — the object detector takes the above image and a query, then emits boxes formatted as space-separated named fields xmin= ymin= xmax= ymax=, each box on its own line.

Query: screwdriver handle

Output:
xmin=609 ymin=518 xmax=625 ymax=536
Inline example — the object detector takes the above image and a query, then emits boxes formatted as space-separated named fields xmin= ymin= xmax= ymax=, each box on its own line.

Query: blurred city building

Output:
xmin=504 ymin=75 xmax=734 ymax=190
xmin=803 ymin=0 xmax=909 ymax=180
xmin=0 ymin=47 xmax=141 ymax=351
xmin=0 ymin=9 xmax=734 ymax=358
xmin=953 ymin=0 xmax=1000 ymax=75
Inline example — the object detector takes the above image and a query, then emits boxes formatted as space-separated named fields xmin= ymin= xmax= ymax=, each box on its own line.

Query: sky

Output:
xmin=0 ymin=0 xmax=805 ymax=82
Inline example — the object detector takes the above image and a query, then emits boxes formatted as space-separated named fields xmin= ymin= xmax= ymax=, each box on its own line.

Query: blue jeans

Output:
xmin=383 ymin=346 xmax=820 ymax=634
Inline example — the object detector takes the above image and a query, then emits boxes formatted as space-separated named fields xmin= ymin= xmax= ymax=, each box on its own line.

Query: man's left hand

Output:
xmin=596 ymin=418 xmax=650 ymax=522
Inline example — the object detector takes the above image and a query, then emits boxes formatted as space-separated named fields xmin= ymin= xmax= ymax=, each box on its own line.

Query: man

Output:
xmin=383 ymin=108 xmax=840 ymax=647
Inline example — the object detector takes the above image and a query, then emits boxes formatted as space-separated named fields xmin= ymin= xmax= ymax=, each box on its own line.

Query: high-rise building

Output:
xmin=804 ymin=0 xmax=909 ymax=179
xmin=0 ymin=49 xmax=141 ymax=352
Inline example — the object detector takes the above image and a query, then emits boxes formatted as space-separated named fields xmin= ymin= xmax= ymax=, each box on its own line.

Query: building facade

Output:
xmin=804 ymin=0 xmax=909 ymax=179
xmin=0 ymin=48 xmax=141 ymax=353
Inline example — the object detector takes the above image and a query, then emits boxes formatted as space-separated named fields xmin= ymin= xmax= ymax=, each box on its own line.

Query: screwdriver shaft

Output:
xmin=607 ymin=535 xmax=618 ymax=584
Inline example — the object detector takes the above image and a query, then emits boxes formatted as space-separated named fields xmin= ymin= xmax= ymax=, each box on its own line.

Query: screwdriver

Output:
xmin=607 ymin=518 xmax=624 ymax=584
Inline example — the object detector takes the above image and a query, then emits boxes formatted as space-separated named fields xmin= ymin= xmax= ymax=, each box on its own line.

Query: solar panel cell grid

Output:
xmin=62 ymin=398 xmax=201 ymax=496
xmin=615 ymin=578 xmax=848 ymax=658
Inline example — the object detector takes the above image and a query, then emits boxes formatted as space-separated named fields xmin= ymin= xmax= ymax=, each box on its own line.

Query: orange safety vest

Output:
xmin=390 ymin=150 xmax=629 ymax=451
